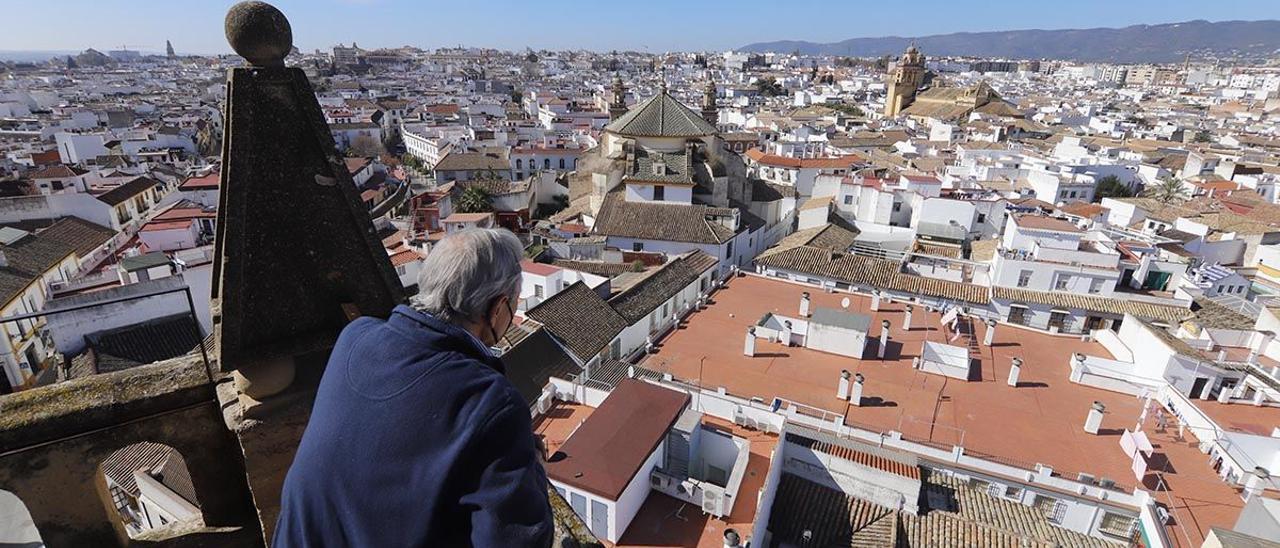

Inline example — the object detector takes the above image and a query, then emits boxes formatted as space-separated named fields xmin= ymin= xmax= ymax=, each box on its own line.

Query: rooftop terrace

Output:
xmin=636 ymin=273 xmax=1267 ymax=546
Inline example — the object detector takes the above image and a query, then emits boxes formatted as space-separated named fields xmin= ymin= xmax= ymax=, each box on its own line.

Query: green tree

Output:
xmin=455 ymin=185 xmax=493 ymax=213
xmin=1143 ymin=177 xmax=1189 ymax=204
xmin=754 ymin=76 xmax=784 ymax=97
xmin=1093 ymin=175 xmax=1133 ymax=200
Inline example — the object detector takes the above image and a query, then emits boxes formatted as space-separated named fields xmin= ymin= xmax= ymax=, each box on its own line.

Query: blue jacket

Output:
xmin=273 ymin=305 xmax=553 ymax=547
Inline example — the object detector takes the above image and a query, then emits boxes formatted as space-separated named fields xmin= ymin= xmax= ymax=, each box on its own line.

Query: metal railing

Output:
xmin=0 ymin=285 xmax=210 ymax=393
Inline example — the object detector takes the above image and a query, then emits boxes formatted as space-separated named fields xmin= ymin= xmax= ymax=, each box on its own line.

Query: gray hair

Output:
xmin=411 ymin=228 xmax=524 ymax=325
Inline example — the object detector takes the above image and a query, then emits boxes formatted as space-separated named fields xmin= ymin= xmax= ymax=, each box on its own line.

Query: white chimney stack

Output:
xmin=744 ymin=327 xmax=756 ymax=357
xmin=878 ymin=319 xmax=891 ymax=359
xmin=871 ymin=291 xmax=881 ymax=311
xmin=800 ymin=291 xmax=811 ymax=317
xmin=837 ymin=369 xmax=851 ymax=400
xmin=902 ymin=305 xmax=913 ymax=331
xmin=851 ymin=373 xmax=865 ymax=406
xmin=1245 ymin=467 xmax=1270 ymax=501
xmin=1084 ymin=401 xmax=1105 ymax=434
xmin=781 ymin=321 xmax=793 ymax=347
xmin=1008 ymin=357 xmax=1022 ymax=387
xmin=723 ymin=529 xmax=742 ymax=548
xmin=984 ymin=318 xmax=997 ymax=347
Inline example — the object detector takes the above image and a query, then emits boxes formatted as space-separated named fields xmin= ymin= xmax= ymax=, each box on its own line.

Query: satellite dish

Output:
xmin=840 ymin=297 xmax=850 ymax=309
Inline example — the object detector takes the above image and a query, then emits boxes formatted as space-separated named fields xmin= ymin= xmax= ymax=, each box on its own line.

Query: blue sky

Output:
xmin=3 ymin=0 xmax=1280 ymax=54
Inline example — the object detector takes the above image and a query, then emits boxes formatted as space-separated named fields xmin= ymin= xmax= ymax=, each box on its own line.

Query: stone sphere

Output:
xmin=225 ymin=1 xmax=292 ymax=67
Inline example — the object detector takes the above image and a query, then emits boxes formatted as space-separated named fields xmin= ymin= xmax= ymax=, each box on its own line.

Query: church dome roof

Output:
xmin=604 ymin=88 xmax=718 ymax=138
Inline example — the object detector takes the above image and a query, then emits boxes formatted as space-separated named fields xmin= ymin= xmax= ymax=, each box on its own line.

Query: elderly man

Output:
xmin=274 ymin=228 xmax=552 ymax=547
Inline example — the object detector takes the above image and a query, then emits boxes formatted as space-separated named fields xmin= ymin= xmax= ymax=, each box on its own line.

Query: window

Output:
xmin=515 ymin=159 xmax=522 ymax=169
xmin=1055 ymin=275 xmax=1071 ymax=291
xmin=1003 ymin=485 xmax=1023 ymax=499
xmin=893 ymin=202 xmax=902 ymax=212
xmin=534 ymin=284 xmax=544 ymax=298
xmin=1089 ymin=278 xmax=1104 ymax=294
xmin=1098 ymin=511 xmax=1137 ymax=538
xmin=395 ymin=265 xmax=406 ymax=275
xmin=632 ymin=242 xmax=644 ymax=252
xmin=543 ymin=158 xmax=551 ymax=169
xmin=653 ymin=185 xmax=665 ymax=201
xmin=1017 ymin=270 xmax=1033 ymax=288
xmin=977 ymin=213 xmax=986 ymax=224
xmin=558 ymin=158 xmax=565 ymax=169
xmin=1034 ymin=495 xmax=1066 ymax=524
xmin=843 ymin=195 xmax=853 ymax=205
xmin=52 ymin=180 xmax=63 ymax=190
xmin=1008 ymin=305 xmax=1030 ymax=325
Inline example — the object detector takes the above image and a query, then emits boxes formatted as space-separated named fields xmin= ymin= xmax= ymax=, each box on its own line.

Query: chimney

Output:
xmin=1084 ymin=401 xmax=1105 ymax=434
xmin=799 ymin=292 xmax=811 ymax=317
xmin=1008 ymin=357 xmax=1022 ymax=387
xmin=781 ymin=321 xmax=793 ymax=347
xmin=723 ymin=529 xmax=742 ymax=548
xmin=1244 ymin=467 xmax=1270 ymax=501
xmin=878 ymin=319 xmax=891 ymax=359
xmin=851 ymin=373 xmax=865 ymax=406
xmin=0 ymin=250 xmax=7 ymax=268
xmin=984 ymin=318 xmax=997 ymax=346
xmin=871 ymin=290 xmax=882 ymax=311
xmin=744 ymin=327 xmax=756 ymax=357
xmin=902 ymin=304 xmax=913 ymax=331
xmin=837 ymin=370 xmax=851 ymax=400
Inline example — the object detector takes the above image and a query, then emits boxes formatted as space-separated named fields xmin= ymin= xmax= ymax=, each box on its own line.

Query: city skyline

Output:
xmin=3 ymin=0 xmax=1280 ymax=55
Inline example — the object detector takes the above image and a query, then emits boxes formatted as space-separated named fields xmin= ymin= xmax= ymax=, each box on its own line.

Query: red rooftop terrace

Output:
xmin=630 ymin=273 xmax=1275 ymax=547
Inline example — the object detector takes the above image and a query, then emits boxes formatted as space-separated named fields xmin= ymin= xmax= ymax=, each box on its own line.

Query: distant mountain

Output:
xmin=739 ymin=20 xmax=1280 ymax=63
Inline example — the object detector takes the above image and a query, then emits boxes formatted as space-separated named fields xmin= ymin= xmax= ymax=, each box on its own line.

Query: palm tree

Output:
xmin=455 ymin=186 xmax=493 ymax=213
xmin=1143 ymin=177 xmax=1189 ymax=204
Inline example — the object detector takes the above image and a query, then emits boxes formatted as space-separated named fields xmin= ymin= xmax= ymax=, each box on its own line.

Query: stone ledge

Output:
xmin=0 ymin=355 xmax=217 ymax=450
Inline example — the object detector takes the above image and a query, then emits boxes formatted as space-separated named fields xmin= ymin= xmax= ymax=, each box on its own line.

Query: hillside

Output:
xmin=739 ymin=20 xmax=1280 ymax=63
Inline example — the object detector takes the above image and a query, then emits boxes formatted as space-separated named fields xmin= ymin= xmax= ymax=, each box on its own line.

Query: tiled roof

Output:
xmin=786 ymin=428 xmax=920 ymax=480
xmin=604 ymin=90 xmax=717 ymax=138
xmin=501 ymin=328 xmax=582 ymax=404
xmin=100 ymin=442 xmax=198 ymax=505
xmin=96 ymin=176 xmax=160 ymax=206
xmin=608 ymin=251 xmax=718 ymax=323
xmin=29 ymin=165 xmax=85 ymax=179
xmin=526 ymin=281 xmax=628 ymax=361
xmin=37 ymin=217 xmax=116 ymax=257
xmin=756 ymin=244 xmax=991 ymax=305
xmin=625 ymin=148 xmax=695 ymax=186
xmin=772 ymin=224 xmax=858 ymax=253
xmin=86 ymin=314 xmax=203 ymax=373
xmin=548 ymin=259 xmax=635 ymax=277
xmin=770 ymin=471 xmax=1115 ymax=548
xmin=768 ymin=474 xmax=897 ymax=548
xmin=588 ymin=357 xmax=662 ymax=388
xmin=1189 ymin=297 xmax=1256 ymax=331
xmin=592 ymin=188 xmax=738 ymax=245
xmin=0 ymin=217 xmax=104 ymax=307
xmin=910 ymin=471 xmax=1115 ymax=547
xmin=991 ymin=286 xmax=1192 ymax=324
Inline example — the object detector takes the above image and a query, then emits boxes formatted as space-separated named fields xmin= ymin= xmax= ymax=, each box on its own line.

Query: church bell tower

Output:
xmin=884 ymin=43 xmax=926 ymax=117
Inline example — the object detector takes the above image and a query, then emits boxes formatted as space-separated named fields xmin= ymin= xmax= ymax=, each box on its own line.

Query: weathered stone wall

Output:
xmin=0 ymin=357 xmax=262 ymax=547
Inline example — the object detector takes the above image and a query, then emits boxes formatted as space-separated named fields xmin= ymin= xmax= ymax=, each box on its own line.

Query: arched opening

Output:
xmin=0 ymin=489 xmax=43 ymax=547
xmin=98 ymin=442 xmax=203 ymax=539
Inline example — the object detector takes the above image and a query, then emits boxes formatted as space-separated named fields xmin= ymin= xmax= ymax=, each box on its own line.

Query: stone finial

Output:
xmin=225 ymin=1 xmax=293 ymax=67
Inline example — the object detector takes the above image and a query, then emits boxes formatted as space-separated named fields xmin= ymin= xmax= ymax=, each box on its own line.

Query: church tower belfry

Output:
xmin=701 ymin=77 xmax=718 ymax=126
xmin=609 ymin=73 xmax=628 ymax=121
xmin=884 ymin=43 xmax=926 ymax=117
